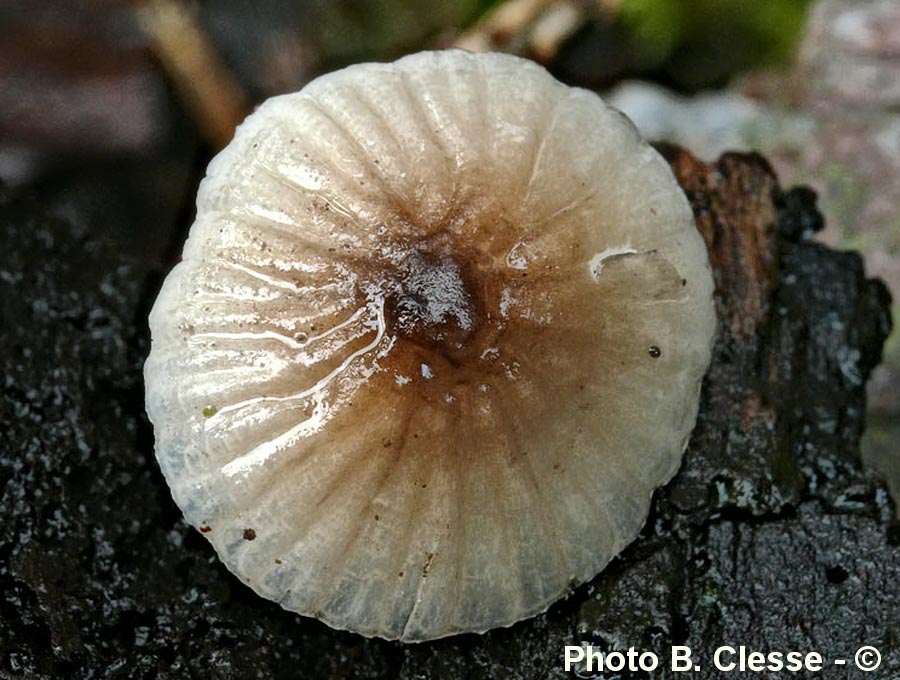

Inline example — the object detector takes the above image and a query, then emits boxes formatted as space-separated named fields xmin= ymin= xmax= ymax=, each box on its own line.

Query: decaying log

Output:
xmin=0 ymin=148 xmax=893 ymax=678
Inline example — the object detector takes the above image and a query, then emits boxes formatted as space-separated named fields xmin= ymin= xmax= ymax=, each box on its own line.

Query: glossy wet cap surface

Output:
xmin=144 ymin=49 xmax=716 ymax=642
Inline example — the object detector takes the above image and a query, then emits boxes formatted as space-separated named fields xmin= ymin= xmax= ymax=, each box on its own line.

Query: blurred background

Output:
xmin=1 ymin=0 xmax=897 ymax=502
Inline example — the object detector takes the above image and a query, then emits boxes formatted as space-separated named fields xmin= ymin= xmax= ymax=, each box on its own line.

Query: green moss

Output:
xmin=619 ymin=0 xmax=813 ymax=88
xmin=319 ymin=0 xmax=493 ymax=63
xmin=202 ymin=405 xmax=218 ymax=418
xmin=619 ymin=0 xmax=686 ymax=67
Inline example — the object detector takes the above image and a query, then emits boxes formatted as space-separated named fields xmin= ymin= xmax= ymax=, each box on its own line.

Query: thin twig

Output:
xmin=135 ymin=0 xmax=249 ymax=150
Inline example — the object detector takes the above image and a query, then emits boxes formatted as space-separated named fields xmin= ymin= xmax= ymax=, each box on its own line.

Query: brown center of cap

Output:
xmin=382 ymin=237 xmax=489 ymax=366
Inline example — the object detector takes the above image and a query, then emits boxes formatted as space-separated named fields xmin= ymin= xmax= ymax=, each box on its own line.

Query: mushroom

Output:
xmin=144 ymin=49 xmax=715 ymax=642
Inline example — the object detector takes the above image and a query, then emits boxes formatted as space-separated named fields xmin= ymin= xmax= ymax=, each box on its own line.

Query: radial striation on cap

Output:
xmin=144 ymin=49 xmax=716 ymax=642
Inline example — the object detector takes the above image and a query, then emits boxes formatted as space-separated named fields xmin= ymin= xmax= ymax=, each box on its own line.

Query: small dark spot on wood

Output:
xmin=681 ymin=278 xmax=687 ymax=286
xmin=650 ymin=207 xmax=658 ymax=216
xmin=374 ymin=514 xmax=380 ymax=521
xmin=398 ymin=571 xmax=404 ymax=577
xmin=275 ymin=558 xmax=282 ymax=565
xmin=383 ymin=439 xmax=392 ymax=448
xmin=649 ymin=345 xmax=662 ymax=358
xmin=422 ymin=552 xmax=435 ymax=578
xmin=243 ymin=528 xmax=256 ymax=541
xmin=826 ymin=565 xmax=848 ymax=584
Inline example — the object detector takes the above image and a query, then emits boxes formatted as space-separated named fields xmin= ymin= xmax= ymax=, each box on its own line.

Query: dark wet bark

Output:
xmin=0 ymin=148 xmax=894 ymax=679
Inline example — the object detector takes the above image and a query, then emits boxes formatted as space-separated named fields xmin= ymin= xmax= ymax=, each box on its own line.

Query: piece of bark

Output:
xmin=0 ymin=148 xmax=893 ymax=678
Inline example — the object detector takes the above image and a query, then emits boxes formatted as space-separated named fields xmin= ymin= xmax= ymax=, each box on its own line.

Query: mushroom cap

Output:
xmin=144 ymin=50 xmax=715 ymax=642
